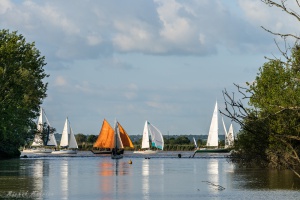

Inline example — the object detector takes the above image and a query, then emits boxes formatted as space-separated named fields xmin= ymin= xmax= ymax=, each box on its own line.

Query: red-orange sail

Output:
xmin=93 ymin=119 xmax=114 ymax=149
xmin=118 ymin=122 xmax=134 ymax=148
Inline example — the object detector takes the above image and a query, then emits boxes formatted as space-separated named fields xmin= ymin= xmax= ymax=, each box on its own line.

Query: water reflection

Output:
xmin=60 ymin=160 xmax=69 ymax=200
xmin=32 ymin=160 xmax=45 ymax=198
xmin=142 ymin=159 xmax=150 ymax=200
xmin=0 ymin=159 xmax=50 ymax=199
xmin=99 ymin=159 xmax=128 ymax=177
xmin=1 ymin=154 xmax=300 ymax=199
xmin=233 ymin=167 xmax=300 ymax=190
xmin=206 ymin=159 xmax=219 ymax=192
xmin=98 ymin=159 xmax=130 ymax=199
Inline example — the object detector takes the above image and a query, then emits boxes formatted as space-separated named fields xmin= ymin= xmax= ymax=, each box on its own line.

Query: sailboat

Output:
xmin=228 ymin=124 xmax=234 ymax=144
xmin=92 ymin=119 xmax=134 ymax=156
xmin=52 ymin=117 xmax=78 ymax=154
xmin=194 ymin=101 xmax=229 ymax=153
xmin=111 ymin=120 xmax=134 ymax=159
xmin=111 ymin=120 xmax=123 ymax=159
xmin=91 ymin=119 xmax=115 ymax=154
xmin=224 ymin=121 xmax=234 ymax=148
xmin=133 ymin=120 xmax=164 ymax=154
xmin=23 ymin=107 xmax=57 ymax=153
xmin=193 ymin=137 xmax=198 ymax=149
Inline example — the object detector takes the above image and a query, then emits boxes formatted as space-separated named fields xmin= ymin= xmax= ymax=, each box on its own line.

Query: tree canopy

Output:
xmin=0 ymin=29 xmax=48 ymax=158
xmin=223 ymin=0 xmax=300 ymax=177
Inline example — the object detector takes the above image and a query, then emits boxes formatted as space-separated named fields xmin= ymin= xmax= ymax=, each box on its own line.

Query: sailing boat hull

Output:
xmin=194 ymin=148 xmax=230 ymax=153
xmin=133 ymin=149 xmax=158 ymax=154
xmin=91 ymin=149 xmax=112 ymax=154
xmin=22 ymin=148 xmax=52 ymax=153
xmin=52 ymin=149 xmax=77 ymax=154
xmin=111 ymin=154 xmax=123 ymax=159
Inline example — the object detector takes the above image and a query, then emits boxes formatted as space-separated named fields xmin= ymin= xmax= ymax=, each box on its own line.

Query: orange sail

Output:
xmin=118 ymin=122 xmax=134 ymax=148
xmin=93 ymin=119 xmax=114 ymax=149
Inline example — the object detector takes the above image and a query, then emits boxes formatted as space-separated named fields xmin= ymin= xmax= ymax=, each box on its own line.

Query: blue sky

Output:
xmin=1 ymin=0 xmax=298 ymax=136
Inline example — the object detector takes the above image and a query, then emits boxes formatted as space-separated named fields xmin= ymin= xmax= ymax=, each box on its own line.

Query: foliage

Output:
xmin=25 ymin=122 xmax=56 ymax=147
xmin=224 ymin=45 xmax=300 ymax=176
xmin=164 ymin=136 xmax=191 ymax=145
xmin=87 ymin=134 xmax=97 ymax=143
xmin=223 ymin=0 xmax=300 ymax=177
xmin=0 ymin=29 xmax=48 ymax=158
xmin=75 ymin=133 xmax=87 ymax=144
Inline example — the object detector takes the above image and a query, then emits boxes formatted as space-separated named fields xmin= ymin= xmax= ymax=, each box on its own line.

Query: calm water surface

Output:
xmin=0 ymin=151 xmax=299 ymax=199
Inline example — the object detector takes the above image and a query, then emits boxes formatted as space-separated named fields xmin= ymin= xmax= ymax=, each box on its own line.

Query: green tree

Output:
xmin=75 ymin=133 xmax=87 ymax=144
xmin=87 ymin=134 xmax=97 ymax=144
xmin=223 ymin=0 xmax=300 ymax=177
xmin=0 ymin=29 xmax=48 ymax=158
xmin=175 ymin=136 xmax=190 ymax=145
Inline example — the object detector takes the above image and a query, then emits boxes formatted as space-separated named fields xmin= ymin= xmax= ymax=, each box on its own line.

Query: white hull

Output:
xmin=52 ymin=149 xmax=77 ymax=154
xmin=22 ymin=148 xmax=52 ymax=153
xmin=133 ymin=149 xmax=158 ymax=154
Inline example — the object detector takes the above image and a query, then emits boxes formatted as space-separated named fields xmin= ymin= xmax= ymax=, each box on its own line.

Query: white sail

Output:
xmin=69 ymin=126 xmax=78 ymax=149
xmin=37 ymin=108 xmax=43 ymax=132
xmin=148 ymin=122 xmax=164 ymax=150
xmin=227 ymin=124 xmax=234 ymax=147
xmin=222 ymin=117 xmax=228 ymax=137
xmin=32 ymin=107 xmax=46 ymax=147
xmin=44 ymin=111 xmax=57 ymax=147
xmin=114 ymin=121 xmax=124 ymax=149
xmin=206 ymin=101 xmax=219 ymax=147
xmin=222 ymin=117 xmax=228 ymax=147
xmin=193 ymin=137 xmax=198 ymax=148
xmin=141 ymin=121 xmax=150 ymax=149
xmin=46 ymin=130 xmax=57 ymax=146
xmin=60 ymin=118 xmax=69 ymax=147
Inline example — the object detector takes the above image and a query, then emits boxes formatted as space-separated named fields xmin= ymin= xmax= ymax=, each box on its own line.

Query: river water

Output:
xmin=0 ymin=151 xmax=299 ymax=199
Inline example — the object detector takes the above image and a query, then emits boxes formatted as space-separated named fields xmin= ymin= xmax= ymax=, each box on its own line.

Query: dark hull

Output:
xmin=194 ymin=148 xmax=230 ymax=153
xmin=91 ymin=150 xmax=112 ymax=154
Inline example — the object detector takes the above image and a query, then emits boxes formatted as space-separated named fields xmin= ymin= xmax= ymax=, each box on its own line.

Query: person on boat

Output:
xmin=112 ymin=148 xmax=122 ymax=155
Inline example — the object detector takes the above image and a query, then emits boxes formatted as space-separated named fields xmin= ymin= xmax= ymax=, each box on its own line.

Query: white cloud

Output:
xmin=156 ymin=0 xmax=193 ymax=43
xmin=0 ymin=0 xmax=12 ymax=14
xmin=87 ymin=34 xmax=102 ymax=46
xmin=239 ymin=0 xmax=300 ymax=35
xmin=75 ymin=81 xmax=93 ymax=94
xmin=54 ymin=76 xmax=67 ymax=87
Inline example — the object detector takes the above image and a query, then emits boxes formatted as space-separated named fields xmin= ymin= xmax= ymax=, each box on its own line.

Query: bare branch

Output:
xmin=261 ymin=26 xmax=300 ymax=40
xmin=262 ymin=0 xmax=300 ymax=22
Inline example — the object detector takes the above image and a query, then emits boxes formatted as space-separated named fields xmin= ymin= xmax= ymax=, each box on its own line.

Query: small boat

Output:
xmin=91 ymin=119 xmax=114 ymax=154
xmin=193 ymin=137 xmax=198 ymax=149
xmin=194 ymin=101 xmax=230 ymax=154
xmin=222 ymin=116 xmax=235 ymax=148
xmin=22 ymin=107 xmax=57 ymax=153
xmin=52 ymin=117 xmax=78 ymax=154
xmin=111 ymin=120 xmax=134 ymax=159
xmin=133 ymin=121 xmax=164 ymax=154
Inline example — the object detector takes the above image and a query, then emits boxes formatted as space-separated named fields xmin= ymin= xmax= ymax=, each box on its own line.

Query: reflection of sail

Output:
xmin=33 ymin=160 xmax=44 ymax=198
xmin=142 ymin=159 xmax=150 ymax=200
xmin=99 ymin=162 xmax=115 ymax=176
xmin=207 ymin=159 xmax=219 ymax=192
xmin=98 ymin=159 xmax=128 ymax=197
xmin=61 ymin=160 xmax=68 ymax=200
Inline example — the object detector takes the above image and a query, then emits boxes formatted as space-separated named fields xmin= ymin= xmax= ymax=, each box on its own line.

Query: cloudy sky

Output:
xmin=1 ymin=0 xmax=298 ymax=136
